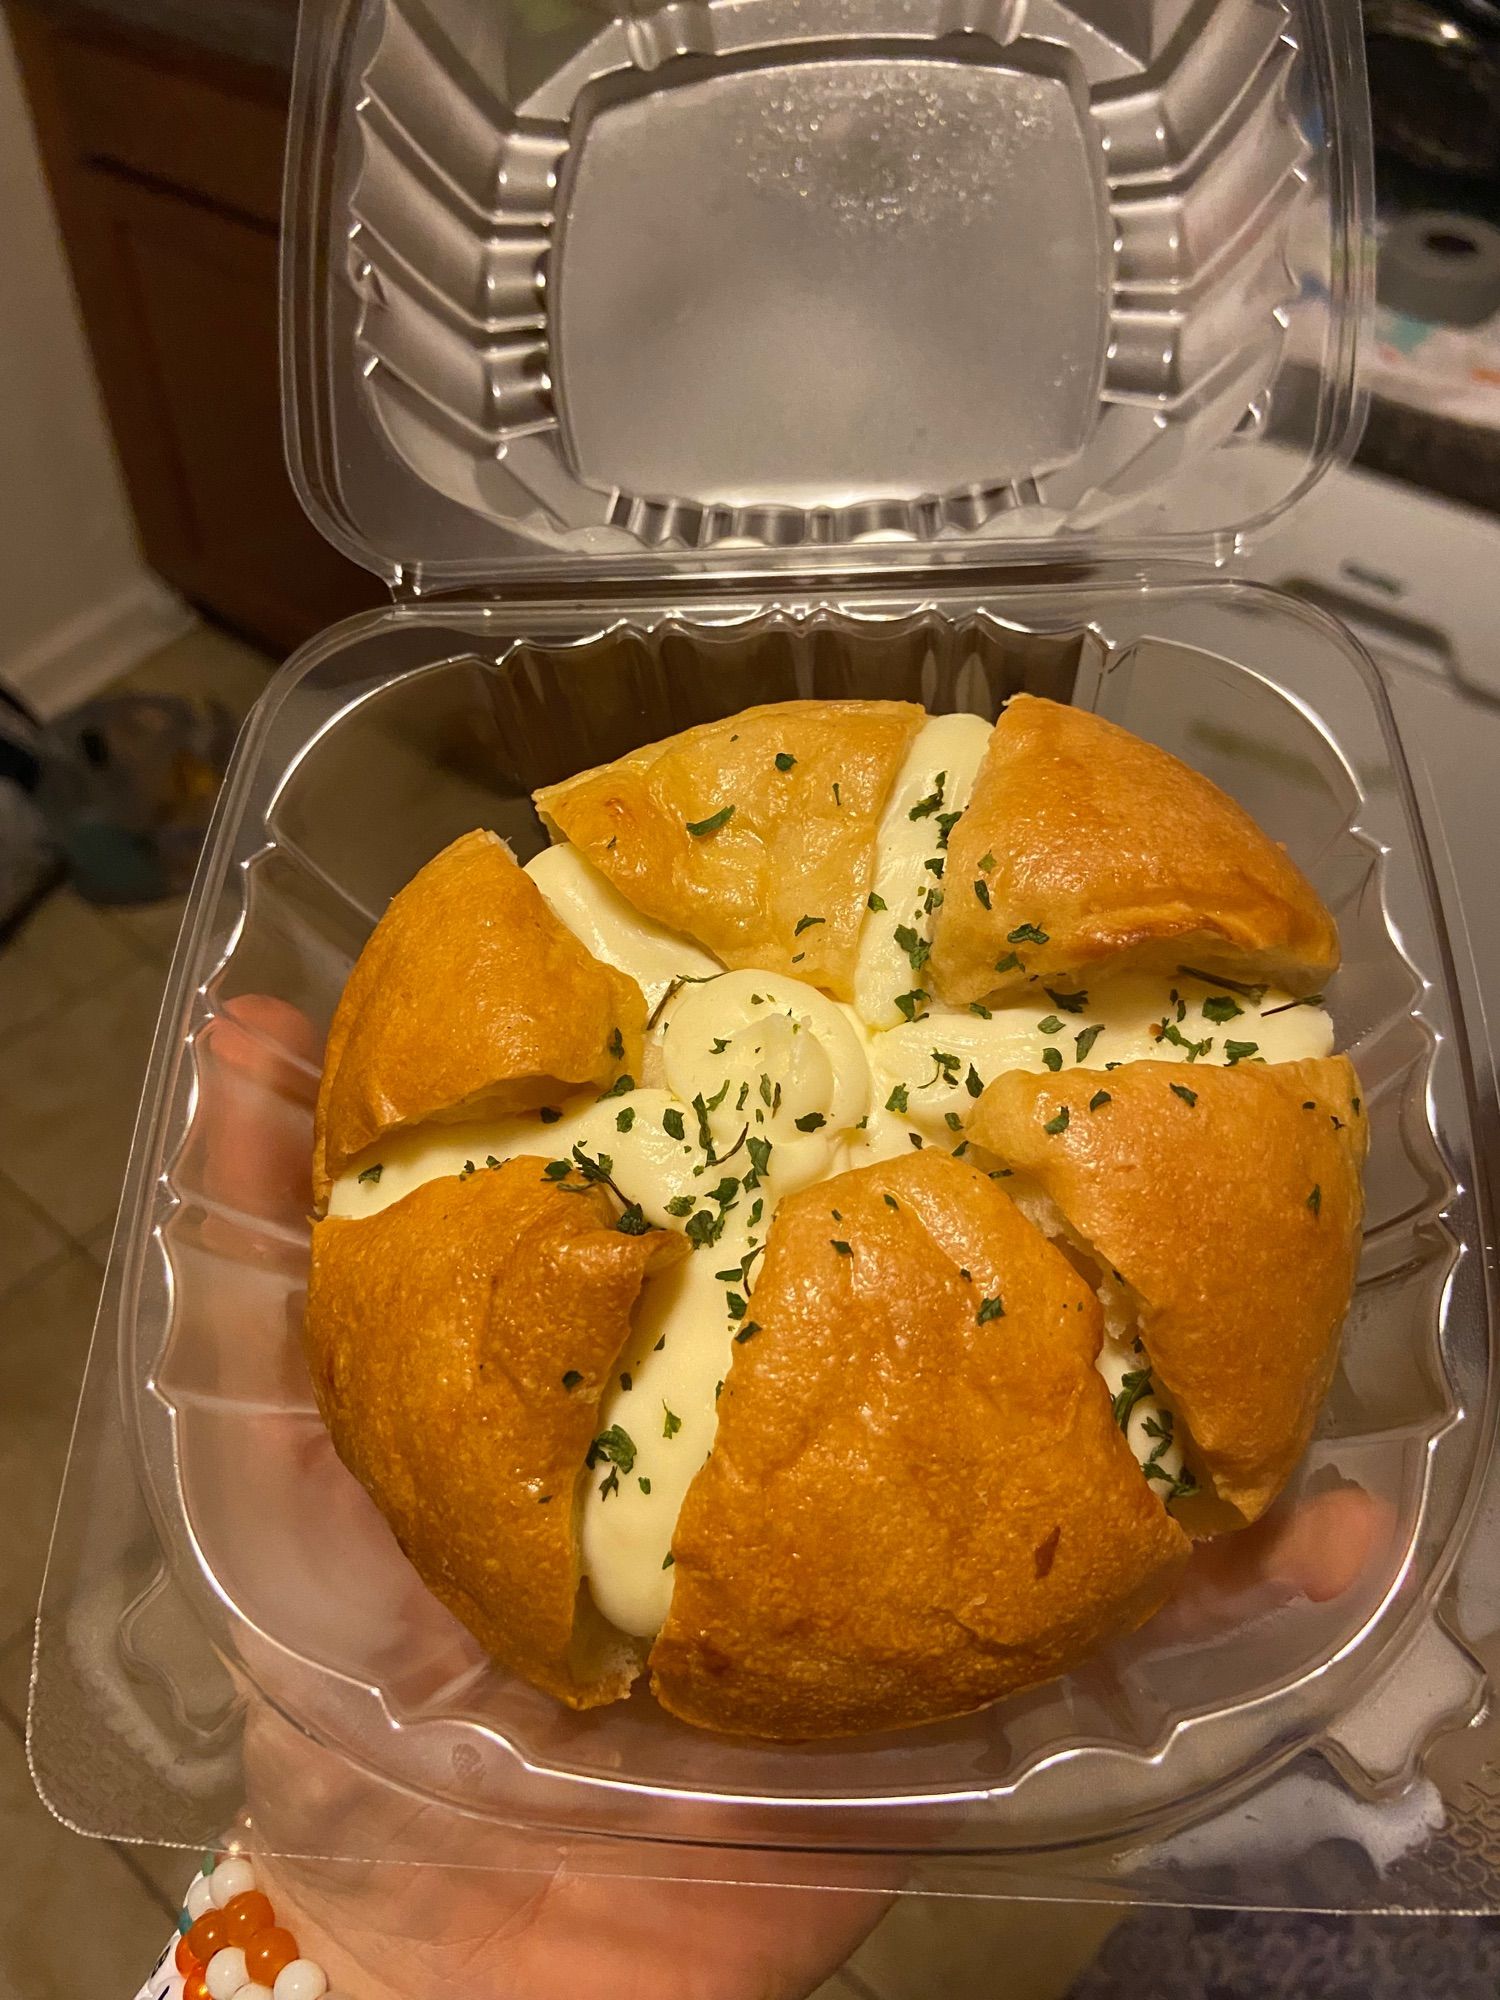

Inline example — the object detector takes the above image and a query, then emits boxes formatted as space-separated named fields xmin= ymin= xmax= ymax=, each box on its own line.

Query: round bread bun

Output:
xmin=649 ymin=1150 xmax=1190 ymax=1739
xmin=313 ymin=829 xmax=644 ymax=1207
xmin=534 ymin=698 xmax=924 ymax=1001
xmin=305 ymin=1159 xmax=686 ymax=1706
xmin=966 ymin=1056 xmax=1368 ymax=1525
xmin=931 ymin=695 xmax=1340 ymax=1006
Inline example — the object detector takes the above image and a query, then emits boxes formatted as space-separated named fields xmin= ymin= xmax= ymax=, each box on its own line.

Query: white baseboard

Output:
xmin=0 ymin=570 xmax=196 ymax=720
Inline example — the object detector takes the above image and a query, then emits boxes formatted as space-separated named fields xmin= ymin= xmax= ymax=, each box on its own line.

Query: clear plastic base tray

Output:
xmin=31 ymin=581 xmax=1499 ymax=1914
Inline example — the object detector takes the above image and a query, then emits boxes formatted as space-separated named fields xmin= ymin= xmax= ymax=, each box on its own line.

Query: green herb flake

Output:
xmin=1074 ymin=1024 xmax=1105 ymax=1065
xmin=665 ymin=1194 xmax=695 ymax=1218
xmin=735 ymin=1322 xmax=760 ymax=1344
xmin=561 ymin=1370 xmax=583 ymax=1392
xmin=685 ymin=805 xmax=735 ymax=837
xmin=615 ymin=1204 xmax=651 ymax=1236
xmin=1041 ymin=1048 xmax=1063 ymax=1072
xmin=588 ymin=1426 xmax=637 ymax=1476
xmin=774 ymin=752 xmax=797 ymax=772
xmin=894 ymin=989 xmax=930 ymax=1023
xmin=974 ymin=878 xmax=992 ymax=910
xmin=598 ymin=1073 xmax=635 ymax=1099
xmin=608 ymin=1027 xmax=625 ymax=1060
xmin=638 ymin=1475 xmax=651 ymax=1494
xmin=1037 ymin=1014 xmax=1064 ymax=1035
xmin=976 ymin=1295 xmax=1005 ymax=1324
xmin=969 ymin=1001 xmax=992 ymax=1019
xmin=662 ymin=1406 xmax=682 ymax=1439
xmin=1224 ymin=1040 xmax=1260 ymax=1065
xmin=1112 ymin=1369 xmax=1152 ymax=1430
xmin=1307 ymin=1183 xmax=1322 ymax=1217
xmin=867 ymin=891 xmax=887 ymax=912
xmin=1044 ymin=1106 xmax=1071 ymax=1135
xmin=746 ymin=1135 xmax=772 ymax=1178
xmin=964 ymin=1064 xmax=984 ymax=1099
xmin=725 ymin=1291 xmax=748 ymax=1321
xmin=1159 ymin=1021 xmax=1212 ymax=1062
xmin=662 ymin=1552 xmax=675 ymax=1569
xmin=794 ymin=1111 xmax=826 ymax=1132
xmin=894 ymin=924 xmax=931 ymax=972
xmin=794 ymin=913 xmax=825 ymax=936
xmin=1089 ymin=1089 xmax=1112 ymax=1112
xmin=1008 ymin=922 xmax=1049 ymax=946
xmin=1043 ymin=986 xmax=1087 ymax=1015
xmin=832 ymin=783 xmax=842 ymax=806
xmin=662 ymin=1107 xmax=686 ymax=1142
xmin=908 ymin=775 xmax=946 ymax=822
xmin=944 ymin=1110 xmax=963 ymax=1131
xmin=883 ymin=1192 xmax=900 ymax=1211
xmin=1170 ymin=1083 xmax=1198 ymax=1107
xmin=993 ymin=951 xmax=1022 ymax=974
xmin=885 ymin=1082 xmax=909 ymax=1115
xmin=615 ymin=1106 xmax=636 ymax=1134
xmin=1202 ymin=995 xmax=1243 ymax=1024
xmin=357 ymin=1163 xmax=383 ymax=1186
xmin=830 ymin=1239 xmax=852 ymax=1256
xmin=979 ymin=851 xmax=996 ymax=872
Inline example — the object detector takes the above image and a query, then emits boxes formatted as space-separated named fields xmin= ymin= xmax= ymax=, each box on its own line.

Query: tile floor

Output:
xmin=0 ymin=624 xmax=273 ymax=1997
xmin=0 ymin=621 xmax=1116 ymax=1999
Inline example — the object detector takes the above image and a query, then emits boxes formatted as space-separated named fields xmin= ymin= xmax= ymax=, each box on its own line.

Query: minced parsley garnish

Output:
xmin=894 ymin=924 xmax=930 ymax=971
xmin=1008 ymin=922 xmax=1049 ymax=946
xmin=1044 ymin=986 xmax=1087 ymax=1014
xmin=924 ymin=856 xmax=945 ymax=877
xmin=883 ymin=1192 xmax=900 ymax=1211
xmin=725 ymin=1291 xmax=747 ymax=1320
xmin=969 ymin=1001 xmax=992 ymax=1019
xmin=909 ymin=1132 xmax=924 ymax=1147
xmin=1112 ymin=1368 xmax=1152 ymax=1429
xmin=794 ymin=913 xmax=825 ymax=935
xmin=1044 ymin=1106 xmax=1070 ymax=1134
xmin=974 ymin=879 xmax=991 ymax=909
xmin=965 ymin=1064 xmax=984 ymax=1099
xmin=794 ymin=1111 xmax=826 ymax=1132
xmin=1074 ymin=1024 xmax=1105 ymax=1064
xmin=1042 ymin=1049 xmax=1063 ymax=1072
xmin=928 ymin=1049 xmax=961 ymax=1087
xmin=1037 ymin=1014 xmax=1063 ymax=1035
xmin=459 ymin=1160 xmax=476 ymax=1179
xmin=746 ymin=1135 xmax=772 ymax=1177
xmin=685 ymin=805 xmax=735 ymax=837
xmin=867 ymin=891 xmax=887 ymax=912
xmin=599 ymin=1073 xmax=635 ymax=1098
xmin=1170 ymin=1083 xmax=1198 ymax=1107
xmin=1307 ymin=1184 xmax=1322 ymax=1216
xmin=620 ymin=1372 xmax=633 ymax=1392
xmin=662 ymin=1552 xmax=675 ymax=1569
xmin=486 ymin=1155 xmax=501 ymax=1170
xmin=539 ymin=1106 xmax=563 ymax=1123
xmin=775 ymin=752 xmax=796 ymax=772
xmin=608 ymin=1027 xmax=625 ymax=1059
xmin=1159 ymin=1022 xmax=1211 ymax=1061
xmin=616 ymin=1106 xmax=636 ymax=1132
xmin=662 ymin=1107 xmax=686 ymax=1141
xmin=894 ymin=989 xmax=930 ymax=1022
xmin=909 ymin=774 xmax=946 ymax=821
xmin=638 ymin=1475 xmax=651 ymax=1494
xmin=886 ymin=1083 xmax=909 ymax=1114
xmin=1202 ymin=995 xmax=1243 ymax=1023
xmin=832 ymin=783 xmax=842 ymax=806
xmin=993 ymin=951 xmax=1021 ymax=974
xmin=944 ymin=1111 xmax=963 ymax=1131
xmin=662 ymin=1406 xmax=682 ymax=1438
xmin=976 ymin=1295 xmax=1005 ymax=1323
xmin=357 ymin=1164 xmax=383 ymax=1185
xmin=830 ymin=1239 xmax=852 ymax=1256
xmin=665 ymin=1193 xmax=694 ymax=1217
xmin=735 ymin=1322 xmax=760 ymax=1343
xmin=615 ymin=1204 xmax=651 ymax=1235
xmin=1225 ymin=1040 xmax=1260 ymax=1064
xmin=561 ymin=1370 xmax=583 ymax=1391
xmin=979 ymin=851 xmax=996 ymax=872
xmin=1089 ymin=1089 xmax=1111 ymax=1111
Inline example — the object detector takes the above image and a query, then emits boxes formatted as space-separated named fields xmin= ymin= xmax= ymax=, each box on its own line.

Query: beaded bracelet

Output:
xmin=158 ymin=1849 xmax=348 ymax=2000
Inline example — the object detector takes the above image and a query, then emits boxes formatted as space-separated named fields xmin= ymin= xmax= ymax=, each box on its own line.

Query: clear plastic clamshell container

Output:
xmin=29 ymin=0 xmax=1500 ymax=1938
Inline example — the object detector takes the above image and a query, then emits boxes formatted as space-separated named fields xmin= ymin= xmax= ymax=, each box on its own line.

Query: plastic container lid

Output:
xmin=281 ymin=0 xmax=1373 ymax=590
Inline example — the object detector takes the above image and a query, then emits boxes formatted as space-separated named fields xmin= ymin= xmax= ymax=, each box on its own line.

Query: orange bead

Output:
xmin=186 ymin=1911 xmax=228 ymax=1964
xmin=174 ymin=1935 xmax=200 ymax=1977
xmin=223 ymin=1889 xmax=276 ymax=1945
xmin=245 ymin=1927 xmax=300 ymax=1984
xmin=184 ymin=1975 xmax=211 ymax=2000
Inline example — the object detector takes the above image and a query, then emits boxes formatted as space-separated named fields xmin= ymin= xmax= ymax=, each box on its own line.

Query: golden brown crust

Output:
xmin=967 ymin=1057 xmax=1368 ymax=1523
xmin=305 ymin=1160 xmax=685 ymax=1707
xmin=930 ymin=696 xmax=1340 ymax=1005
xmin=533 ymin=699 xmax=924 ymax=1001
xmin=313 ymin=830 xmax=643 ymax=1207
xmin=649 ymin=1150 xmax=1188 ymax=1738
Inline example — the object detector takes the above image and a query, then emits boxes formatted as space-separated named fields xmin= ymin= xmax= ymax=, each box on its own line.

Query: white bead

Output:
xmin=205 ymin=1947 xmax=249 ymax=1999
xmin=209 ymin=1856 xmax=256 ymax=1908
xmin=185 ymin=1874 xmax=216 ymax=1920
xmin=273 ymin=1963 xmax=328 ymax=2000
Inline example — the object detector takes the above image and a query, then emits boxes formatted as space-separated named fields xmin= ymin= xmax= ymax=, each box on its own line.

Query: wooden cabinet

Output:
xmin=7 ymin=5 xmax=386 ymax=654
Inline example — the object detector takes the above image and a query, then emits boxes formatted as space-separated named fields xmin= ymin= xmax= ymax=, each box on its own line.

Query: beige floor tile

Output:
xmin=122 ymin=621 xmax=278 ymax=724
xmin=0 ymin=1176 xmax=70 ymax=1295
xmin=0 ymin=1253 xmax=104 ymax=1640
xmin=0 ymin=964 xmax=164 ymax=1240
xmin=103 ymin=893 xmax=191 ymax=968
xmin=844 ymin=1894 xmax=1121 ymax=2000
xmin=0 ymin=884 xmax=140 ymax=1038
xmin=0 ymin=1717 xmax=173 ymax=1999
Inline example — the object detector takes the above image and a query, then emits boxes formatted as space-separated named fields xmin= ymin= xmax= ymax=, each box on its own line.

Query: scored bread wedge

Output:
xmin=930 ymin=696 xmax=1339 ymax=1006
xmin=649 ymin=1149 xmax=1189 ymax=1739
xmin=305 ymin=1158 xmax=686 ymax=1707
xmin=967 ymin=1056 xmax=1368 ymax=1525
xmin=313 ymin=829 xmax=644 ymax=1207
xmin=533 ymin=698 xmax=924 ymax=1001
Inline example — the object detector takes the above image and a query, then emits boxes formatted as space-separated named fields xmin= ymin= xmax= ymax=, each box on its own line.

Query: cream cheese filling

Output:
xmin=330 ymin=715 xmax=1335 ymax=1640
